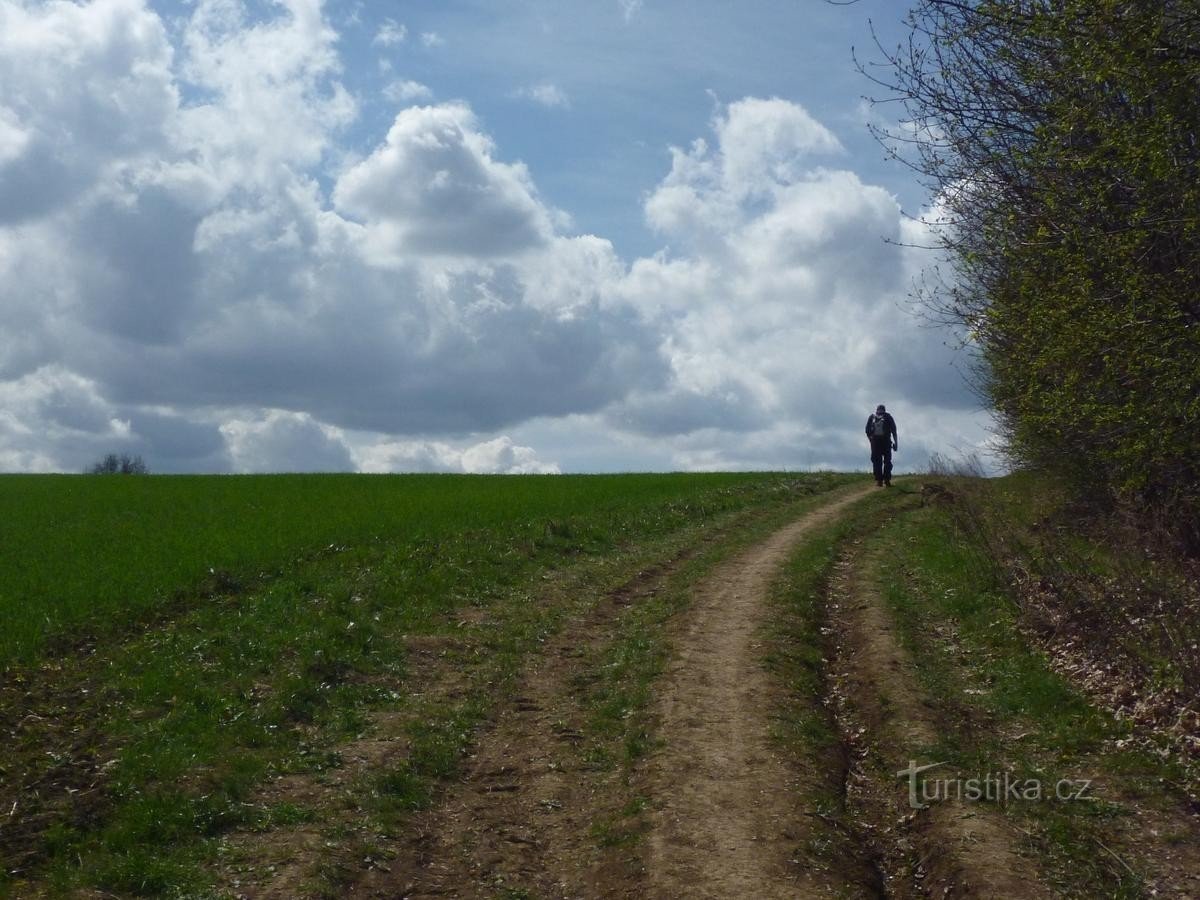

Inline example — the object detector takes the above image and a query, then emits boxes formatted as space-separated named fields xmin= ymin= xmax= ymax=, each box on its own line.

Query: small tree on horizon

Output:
xmin=87 ymin=453 xmax=149 ymax=475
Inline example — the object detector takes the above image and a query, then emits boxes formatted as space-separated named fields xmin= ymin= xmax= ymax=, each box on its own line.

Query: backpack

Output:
xmin=870 ymin=414 xmax=890 ymax=439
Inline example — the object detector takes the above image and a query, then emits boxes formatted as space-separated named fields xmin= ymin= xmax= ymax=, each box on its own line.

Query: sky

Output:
xmin=0 ymin=0 xmax=995 ymax=475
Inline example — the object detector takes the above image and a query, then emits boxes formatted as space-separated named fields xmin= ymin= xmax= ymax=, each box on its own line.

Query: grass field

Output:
xmin=5 ymin=470 xmax=1195 ymax=897
xmin=0 ymin=470 xmax=851 ymax=896
xmin=0 ymin=472 xmax=825 ymax=665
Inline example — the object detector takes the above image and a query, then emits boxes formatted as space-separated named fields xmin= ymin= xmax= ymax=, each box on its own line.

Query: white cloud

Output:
xmin=603 ymin=95 xmax=984 ymax=470
xmin=644 ymin=98 xmax=843 ymax=244
xmin=513 ymin=83 xmax=571 ymax=110
xmin=420 ymin=31 xmax=444 ymax=48
xmin=372 ymin=18 xmax=406 ymax=47
xmin=0 ymin=0 xmax=983 ymax=475
xmin=619 ymin=0 xmax=644 ymax=23
xmin=221 ymin=410 xmax=354 ymax=473
xmin=356 ymin=435 xmax=560 ymax=474
xmin=461 ymin=436 xmax=560 ymax=474
xmin=0 ymin=0 xmax=177 ymax=222
xmin=332 ymin=103 xmax=556 ymax=259
xmin=0 ymin=105 xmax=30 ymax=167
xmin=0 ymin=366 xmax=231 ymax=473
xmin=176 ymin=0 xmax=355 ymax=188
xmin=383 ymin=79 xmax=433 ymax=103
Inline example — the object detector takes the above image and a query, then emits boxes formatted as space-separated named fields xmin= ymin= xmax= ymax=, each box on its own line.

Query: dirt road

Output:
xmin=641 ymin=485 xmax=875 ymax=898
xmin=221 ymin=481 xmax=1200 ymax=898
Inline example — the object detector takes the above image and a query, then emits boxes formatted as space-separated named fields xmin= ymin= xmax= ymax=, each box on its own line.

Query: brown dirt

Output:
xmin=0 ymin=663 xmax=119 ymax=881
xmin=639 ymin=484 xmax=877 ymax=899
xmin=825 ymin=537 xmax=1054 ymax=900
xmin=350 ymin=551 xmax=699 ymax=899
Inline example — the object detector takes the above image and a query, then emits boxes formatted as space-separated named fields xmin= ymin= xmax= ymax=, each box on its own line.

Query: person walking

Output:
xmin=865 ymin=404 xmax=898 ymax=487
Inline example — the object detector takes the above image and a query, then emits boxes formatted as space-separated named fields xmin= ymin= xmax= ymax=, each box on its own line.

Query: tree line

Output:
xmin=872 ymin=0 xmax=1199 ymax=550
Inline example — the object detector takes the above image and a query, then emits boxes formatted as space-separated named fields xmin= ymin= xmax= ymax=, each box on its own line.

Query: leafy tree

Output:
xmin=865 ymin=0 xmax=1200 ymax=549
xmin=87 ymin=453 xmax=149 ymax=475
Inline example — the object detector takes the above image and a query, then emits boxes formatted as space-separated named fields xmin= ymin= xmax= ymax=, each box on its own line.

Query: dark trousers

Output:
xmin=870 ymin=437 xmax=893 ymax=484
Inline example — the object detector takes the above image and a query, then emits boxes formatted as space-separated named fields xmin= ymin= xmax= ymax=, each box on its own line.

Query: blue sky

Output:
xmin=0 ymin=0 xmax=993 ymax=474
xmin=319 ymin=0 xmax=926 ymax=257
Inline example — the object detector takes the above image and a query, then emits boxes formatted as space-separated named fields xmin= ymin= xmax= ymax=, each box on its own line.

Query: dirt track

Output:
xmin=825 ymin=539 xmax=1051 ymax=899
xmin=346 ymin=484 xmax=876 ymax=899
xmin=641 ymin=485 xmax=874 ymax=898
xmin=218 ymin=482 xmax=1200 ymax=898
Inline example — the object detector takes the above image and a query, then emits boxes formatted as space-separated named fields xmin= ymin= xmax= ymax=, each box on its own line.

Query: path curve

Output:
xmin=643 ymin=484 xmax=876 ymax=899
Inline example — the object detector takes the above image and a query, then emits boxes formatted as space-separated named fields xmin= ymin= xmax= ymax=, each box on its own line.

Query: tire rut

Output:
xmin=351 ymin=551 xmax=688 ymax=899
xmin=825 ymin=527 xmax=1054 ymax=899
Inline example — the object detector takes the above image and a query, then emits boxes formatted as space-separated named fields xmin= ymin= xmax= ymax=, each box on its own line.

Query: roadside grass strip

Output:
xmin=956 ymin=472 xmax=1200 ymax=801
xmin=872 ymin=498 xmax=1195 ymax=898
xmin=1 ymin=473 xmax=851 ymax=897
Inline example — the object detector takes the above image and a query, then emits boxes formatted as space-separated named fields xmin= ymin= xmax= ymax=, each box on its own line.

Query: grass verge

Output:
xmin=870 ymin=493 xmax=1193 ymax=897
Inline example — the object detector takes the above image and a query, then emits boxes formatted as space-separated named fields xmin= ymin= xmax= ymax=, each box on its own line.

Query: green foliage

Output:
xmin=874 ymin=0 xmax=1200 ymax=549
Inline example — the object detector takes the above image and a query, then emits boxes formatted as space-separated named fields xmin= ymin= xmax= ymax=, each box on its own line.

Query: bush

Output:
xmin=868 ymin=0 xmax=1200 ymax=552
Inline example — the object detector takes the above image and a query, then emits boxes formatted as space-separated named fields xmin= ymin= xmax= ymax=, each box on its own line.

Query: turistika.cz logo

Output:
xmin=896 ymin=760 xmax=1094 ymax=810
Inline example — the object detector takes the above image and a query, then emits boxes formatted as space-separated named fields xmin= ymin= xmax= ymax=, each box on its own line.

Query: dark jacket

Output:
xmin=865 ymin=412 xmax=897 ymax=442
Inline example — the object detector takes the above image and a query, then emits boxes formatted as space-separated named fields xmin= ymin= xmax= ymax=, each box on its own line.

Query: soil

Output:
xmin=352 ymin=547 xmax=703 ymax=899
xmin=353 ymin=484 xmax=877 ymax=899
xmin=638 ymin=485 xmax=876 ymax=899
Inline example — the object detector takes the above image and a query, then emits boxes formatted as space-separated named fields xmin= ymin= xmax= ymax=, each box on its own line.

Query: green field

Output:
xmin=3 ymin=472 xmax=1195 ymax=897
xmin=0 ymin=472 xmax=832 ymax=666
xmin=1 ymin=470 xmax=852 ymax=896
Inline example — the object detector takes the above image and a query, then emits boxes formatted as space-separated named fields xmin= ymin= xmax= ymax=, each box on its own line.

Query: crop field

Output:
xmin=0 ymin=470 xmax=851 ymax=896
xmin=0 ymin=472 xmax=826 ymax=665
xmin=3 ymin=471 xmax=1197 ymax=898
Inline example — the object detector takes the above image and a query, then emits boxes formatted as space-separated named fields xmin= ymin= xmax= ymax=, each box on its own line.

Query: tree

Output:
xmin=87 ymin=453 xmax=149 ymax=475
xmin=865 ymin=0 xmax=1200 ymax=550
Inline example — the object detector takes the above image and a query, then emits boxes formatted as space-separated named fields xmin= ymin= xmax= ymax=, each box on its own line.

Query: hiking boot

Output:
xmin=876 ymin=480 xmax=883 ymax=487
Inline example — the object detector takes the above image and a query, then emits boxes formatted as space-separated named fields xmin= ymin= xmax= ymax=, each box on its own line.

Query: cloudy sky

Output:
xmin=0 ymin=0 xmax=993 ymax=475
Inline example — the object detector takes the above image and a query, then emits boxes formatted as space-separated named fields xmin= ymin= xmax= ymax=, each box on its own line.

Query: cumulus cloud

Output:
xmin=644 ymin=98 xmax=843 ymax=245
xmin=0 ymin=0 xmax=663 ymax=475
xmin=0 ymin=366 xmax=231 ymax=473
xmin=419 ymin=31 xmax=444 ymax=48
xmin=221 ymin=410 xmax=354 ymax=473
xmin=333 ymin=102 xmax=556 ymax=259
xmin=356 ymin=435 xmax=560 ymax=474
xmin=0 ymin=0 xmax=983 ymax=475
xmin=0 ymin=0 xmax=177 ymax=223
xmin=603 ymin=95 xmax=985 ymax=470
xmin=177 ymin=0 xmax=355 ymax=185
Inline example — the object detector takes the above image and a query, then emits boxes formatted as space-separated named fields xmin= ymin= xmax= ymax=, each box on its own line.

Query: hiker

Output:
xmin=865 ymin=404 xmax=898 ymax=487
